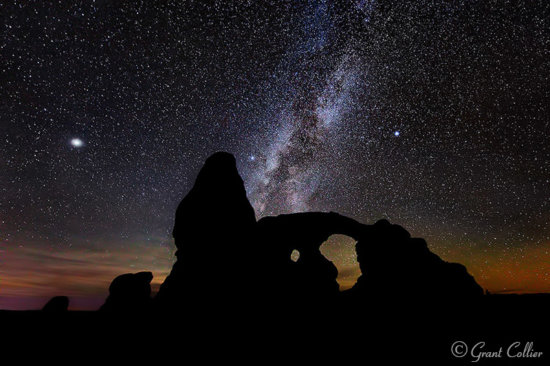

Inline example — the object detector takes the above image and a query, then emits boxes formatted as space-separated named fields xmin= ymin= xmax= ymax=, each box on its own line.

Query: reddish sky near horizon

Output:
xmin=1 ymin=234 xmax=549 ymax=310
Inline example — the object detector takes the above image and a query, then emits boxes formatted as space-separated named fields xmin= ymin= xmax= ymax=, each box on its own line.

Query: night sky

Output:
xmin=1 ymin=0 xmax=549 ymax=310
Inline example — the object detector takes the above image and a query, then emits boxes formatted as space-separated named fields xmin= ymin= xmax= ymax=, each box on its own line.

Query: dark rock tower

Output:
xmin=155 ymin=152 xmax=257 ymax=311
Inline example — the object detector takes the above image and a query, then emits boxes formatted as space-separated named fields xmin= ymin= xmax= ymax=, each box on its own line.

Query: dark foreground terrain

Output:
xmin=1 ymin=294 xmax=548 ymax=364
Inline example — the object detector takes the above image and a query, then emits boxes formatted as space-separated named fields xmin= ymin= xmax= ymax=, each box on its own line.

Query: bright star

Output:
xmin=394 ymin=131 xmax=400 ymax=137
xmin=70 ymin=138 xmax=84 ymax=147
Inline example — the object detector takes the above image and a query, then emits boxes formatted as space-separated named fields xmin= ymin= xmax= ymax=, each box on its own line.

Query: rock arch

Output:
xmin=256 ymin=212 xmax=367 ymax=302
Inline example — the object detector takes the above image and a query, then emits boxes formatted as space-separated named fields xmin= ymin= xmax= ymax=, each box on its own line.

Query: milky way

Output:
xmin=248 ymin=2 xmax=362 ymax=215
xmin=1 ymin=1 xmax=549 ymax=309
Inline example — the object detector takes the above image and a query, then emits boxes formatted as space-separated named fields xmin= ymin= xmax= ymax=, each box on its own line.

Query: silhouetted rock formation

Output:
xmin=257 ymin=212 xmax=366 ymax=303
xmin=344 ymin=219 xmax=484 ymax=302
xmin=152 ymin=152 xmax=483 ymax=313
xmin=100 ymin=272 xmax=153 ymax=312
xmin=42 ymin=296 xmax=69 ymax=312
xmin=155 ymin=152 xmax=258 ymax=310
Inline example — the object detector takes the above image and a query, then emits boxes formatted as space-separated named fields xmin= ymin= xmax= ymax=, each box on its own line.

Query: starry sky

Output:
xmin=1 ymin=0 xmax=549 ymax=310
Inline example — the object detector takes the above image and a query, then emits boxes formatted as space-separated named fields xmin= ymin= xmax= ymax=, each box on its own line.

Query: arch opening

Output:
xmin=290 ymin=249 xmax=300 ymax=262
xmin=319 ymin=234 xmax=360 ymax=291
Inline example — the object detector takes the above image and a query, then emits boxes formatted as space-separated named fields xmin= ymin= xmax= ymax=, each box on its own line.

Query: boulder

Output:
xmin=100 ymin=271 xmax=153 ymax=312
xmin=42 ymin=296 xmax=69 ymax=312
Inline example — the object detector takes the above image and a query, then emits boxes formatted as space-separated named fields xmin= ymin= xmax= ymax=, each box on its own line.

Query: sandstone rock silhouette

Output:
xmin=42 ymin=296 xmax=69 ymax=312
xmin=155 ymin=152 xmax=258 ymax=310
xmin=100 ymin=271 xmax=153 ymax=312
xmin=344 ymin=219 xmax=484 ymax=302
xmin=152 ymin=152 xmax=484 ymax=313
xmin=257 ymin=212 xmax=366 ymax=303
